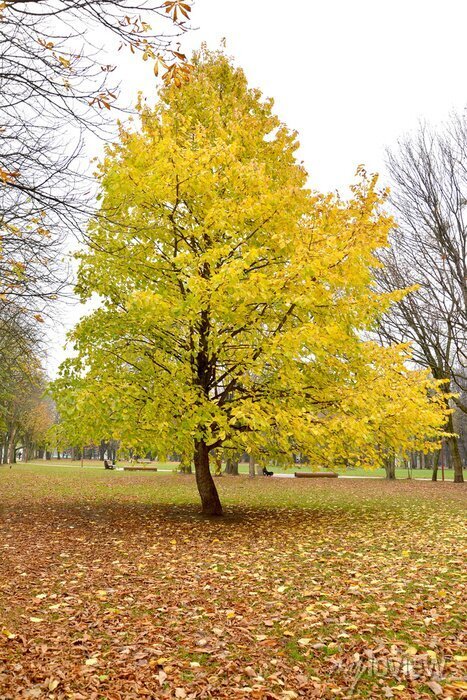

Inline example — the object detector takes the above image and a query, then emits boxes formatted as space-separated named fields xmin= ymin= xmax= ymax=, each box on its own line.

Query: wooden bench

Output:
xmin=294 ymin=472 xmax=338 ymax=478
xmin=124 ymin=466 xmax=158 ymax=472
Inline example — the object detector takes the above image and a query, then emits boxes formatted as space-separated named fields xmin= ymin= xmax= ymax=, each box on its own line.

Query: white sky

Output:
xmin=46 ymin=0 xmax=467 ymax=375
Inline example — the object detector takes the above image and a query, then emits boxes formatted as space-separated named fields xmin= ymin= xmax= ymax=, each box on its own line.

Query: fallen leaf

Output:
xmin=298 ymin=638 xmax=311 ymax=646
xmin=85 ymin=658 xmax=98 ymax=666
xmin=426 ymin=681 xmax=443 ymax=696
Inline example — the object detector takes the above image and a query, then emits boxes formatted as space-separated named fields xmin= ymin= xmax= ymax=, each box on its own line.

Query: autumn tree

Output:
xmin=19 ymin=394 xmax=56 ymax=462
xmin=52 ymin=50 xmax=449 ymax=514
xmin=0 ymin=337 xmax=53 ymax=464
xmin=377 ymin=118 xmax=467 ymax=483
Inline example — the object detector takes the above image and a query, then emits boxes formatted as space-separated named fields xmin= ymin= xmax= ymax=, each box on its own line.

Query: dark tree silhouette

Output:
xmin=377 ymin=117 xmax=467 ymax=482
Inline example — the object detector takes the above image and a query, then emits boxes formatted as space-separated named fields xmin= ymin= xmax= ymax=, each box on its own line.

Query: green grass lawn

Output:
xmin=17 ymin=458 xmax=453 ymax=481
xmin=0 ymin=465 xmax=465 ymax=699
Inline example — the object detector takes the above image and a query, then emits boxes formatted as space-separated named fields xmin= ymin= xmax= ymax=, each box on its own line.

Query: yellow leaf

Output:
xmin=29 ymin=617 xmax=44 ymax=623
xmin=2 ymin=630 xmax=16 ymax=639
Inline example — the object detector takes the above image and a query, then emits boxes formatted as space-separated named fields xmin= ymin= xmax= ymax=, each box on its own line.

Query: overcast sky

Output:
xmin=46 ymin=0 xmax=467 ymax=375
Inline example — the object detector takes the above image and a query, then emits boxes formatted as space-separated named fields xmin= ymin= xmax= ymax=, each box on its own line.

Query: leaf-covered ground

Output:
xmin=0 ymin=466 xmax=465 ymax=699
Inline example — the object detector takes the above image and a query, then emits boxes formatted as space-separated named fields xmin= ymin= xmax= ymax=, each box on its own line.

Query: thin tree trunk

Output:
xmin=432 ymin=448 xmax=440 ymax=482
xmin=99 ymin=440 xmax=107 ymax=461
xmin=249 ymin=453 xmax=256 ymax=478
xmin=446 ymin=414 xmax=464 ymax=483
xmin=194 ymin=440 xmax=223 ymax=516
xmin=2 ymin=436 xmax=8 ymax=463
xmin=449 ymin=436 xmax=464 ymax=483
xmin=7 ymin=427 xmax=17 ymax=465
xmin=178 ymin=449 xmax=193 ymax=474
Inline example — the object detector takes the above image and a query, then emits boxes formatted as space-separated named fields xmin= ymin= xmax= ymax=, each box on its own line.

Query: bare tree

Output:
xmin=377 ymin=117 xmax=467 ymax=483
xmin=0 ymin=1 xmax=192 ymax=322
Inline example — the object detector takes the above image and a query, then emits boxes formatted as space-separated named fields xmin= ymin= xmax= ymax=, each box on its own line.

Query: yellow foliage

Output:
xmin=52 ymin=49 xmax=449 ymax=477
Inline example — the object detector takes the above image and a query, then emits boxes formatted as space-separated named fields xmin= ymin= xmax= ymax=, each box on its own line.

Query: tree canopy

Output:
xmin=52 ymin=49 xmax=450 ymax=514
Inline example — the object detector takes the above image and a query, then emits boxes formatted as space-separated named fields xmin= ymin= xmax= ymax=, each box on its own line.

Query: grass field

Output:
xmin=0 ymin=465 xmax=465 ymax=699
xmin=15 ymin=458 xmax=456 ymax=481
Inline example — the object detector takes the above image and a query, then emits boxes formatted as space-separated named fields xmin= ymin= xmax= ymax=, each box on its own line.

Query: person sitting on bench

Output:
xmin=104 ymin=459 xmax=114 ymax=470
xmin=262 ymin=466 xmax=274 ymax=476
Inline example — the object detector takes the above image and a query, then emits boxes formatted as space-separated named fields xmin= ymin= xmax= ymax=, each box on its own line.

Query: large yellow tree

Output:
xmin=52 ymin=49 xmax=448 ymax=514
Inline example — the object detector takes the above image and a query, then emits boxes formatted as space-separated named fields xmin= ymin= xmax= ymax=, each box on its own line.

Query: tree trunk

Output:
xmin=446 ymin=413 xmax=464 ymax=483
xmin=384 ymin=455 xmax=396 ymax=480
xmin=2 ymin=436 xmax=8 ymax=463
xmin=179 ymin=450 xmax=193 ymax=474
xmin=194 ymin=440 xmax=223 ymax=516
xmin=249 ymin=453 xmax=256 ymax=478
xmin=224 ymin=452 xmax=239 ymax=475
xmin=449 ymin=436 xmax=464 ymax=483
xmin=99 ymin=440 xmax=108 ymax=461
xmin=7 ymin=427 xmax=17 ymax=465
xmin=432 ymin=449 xmax=440 ymax=482
xmin=24 ymin=442 xmax=32 ymax=461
